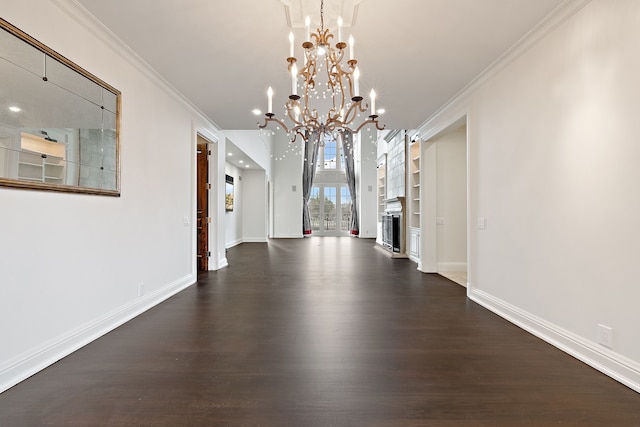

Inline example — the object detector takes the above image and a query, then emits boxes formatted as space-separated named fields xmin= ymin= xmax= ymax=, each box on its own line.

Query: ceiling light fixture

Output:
xmin=258 ymin=0 xmax=384 ymax=143
xmin=9 ymin=106 xmax=21 ymax=113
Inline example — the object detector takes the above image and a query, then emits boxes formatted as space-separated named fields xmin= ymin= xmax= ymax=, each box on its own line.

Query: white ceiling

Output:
xmin=75 ymin=0 xmax=566 ymax=131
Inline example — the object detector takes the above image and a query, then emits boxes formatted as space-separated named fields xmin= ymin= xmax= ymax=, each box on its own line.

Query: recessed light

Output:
xmin=9 ymin=106 xmax=21 ymax=113
xmin=227 ymin=152 xmax=232 ymax=156
xmin=245 ymin=165 xmax=250 ymax=168
xmin=376 ymin=108 xmax=386 ymax=115
xmin=239 ymin=160 xmax=244 ymax=163
xmin=252 ymin=109 xmax=262 ymax=115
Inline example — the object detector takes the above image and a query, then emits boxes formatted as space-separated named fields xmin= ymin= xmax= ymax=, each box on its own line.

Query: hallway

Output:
xmin=0 ymin=238 xmax=638 ymax=426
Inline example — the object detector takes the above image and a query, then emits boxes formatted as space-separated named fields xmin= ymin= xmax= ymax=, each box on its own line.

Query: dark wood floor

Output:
xmin=1 ymin=238 xmax=638 ymax=426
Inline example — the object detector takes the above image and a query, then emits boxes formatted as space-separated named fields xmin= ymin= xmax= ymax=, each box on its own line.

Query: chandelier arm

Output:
xmin=334 ymin=68 xmax=347 ymax=113
xmin=342 ymin=98 xmax=368 ymax=125
xmin=350 ymin=117 xmax=386 ymax=134
xmin=287 ymin=129 xmax=308 ymax=144
xmin=327 ymin=65 xmax=345 ymax=115
xmin=258 ymin=115 xmax=291 ymax=133
xmin=295 ymin=130 xmax=307 ymax=143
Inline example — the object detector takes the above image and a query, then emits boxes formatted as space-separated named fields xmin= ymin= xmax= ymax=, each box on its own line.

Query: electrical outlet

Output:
xmin=597 ymin=324 xmax=613 ymax=349
xmin=183 ymin=216 xmax=190 ymax=226
xmin=137 ymin=283 xmax=144 ymax=297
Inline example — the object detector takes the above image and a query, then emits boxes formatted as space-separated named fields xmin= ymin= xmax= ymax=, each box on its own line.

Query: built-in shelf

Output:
xmin=409 ymin=142 xmax=420 ymax=229
xmin=408 ymin=141 xmax=421 ymax=263
xmin=377 ymin=154 xmax=387 ymax=224
xmin=17 ymin=134 xmax=66 ymax=184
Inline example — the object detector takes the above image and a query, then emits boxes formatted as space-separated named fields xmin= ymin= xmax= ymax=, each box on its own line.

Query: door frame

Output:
xmin=196 ymin=137 xmax=210 ymax=271
xmin=420 ymin=114 xmax=469 ymax=288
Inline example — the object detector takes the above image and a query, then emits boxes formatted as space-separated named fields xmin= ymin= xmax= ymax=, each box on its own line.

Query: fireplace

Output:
xmin=380 ymin=196 xmax=405 ymax=256
xmin=382 ymin=214 xmax=401 ymax=252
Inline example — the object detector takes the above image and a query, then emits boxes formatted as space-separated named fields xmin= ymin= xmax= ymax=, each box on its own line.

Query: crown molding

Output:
xmin=52 ymin=0 xmax=221 ymax=133
xmin=418 ymin=0 xmax=592 ymax=138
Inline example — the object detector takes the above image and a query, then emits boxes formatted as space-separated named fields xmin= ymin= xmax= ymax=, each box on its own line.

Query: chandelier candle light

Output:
xmin=258 ymin=0 xmax=384 ymax=143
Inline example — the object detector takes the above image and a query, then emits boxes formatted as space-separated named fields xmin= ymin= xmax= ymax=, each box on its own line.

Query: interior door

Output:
xmin=196 ymin=141 xmax=209 ymax=271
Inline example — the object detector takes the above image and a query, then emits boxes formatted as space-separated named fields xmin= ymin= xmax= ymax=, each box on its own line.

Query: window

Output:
xmin=317 ymin=133 xmax=345 ymax=171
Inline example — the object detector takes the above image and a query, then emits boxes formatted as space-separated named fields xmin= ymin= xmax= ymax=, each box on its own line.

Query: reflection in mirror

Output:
xmin=0 ymin=18 xmax=120 ymax=195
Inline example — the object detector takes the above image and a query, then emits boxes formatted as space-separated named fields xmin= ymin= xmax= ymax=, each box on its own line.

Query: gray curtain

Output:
xmin=302 ymin=131 xmax=321 ymax=235
xmin=342 ymin=131 xmax=359 ymax=235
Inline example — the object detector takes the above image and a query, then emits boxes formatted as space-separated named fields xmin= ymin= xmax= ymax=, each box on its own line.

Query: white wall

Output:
xmin=0 ymin=0 xmax=221 ymax=392
xmin=419 ymin=0 xmax=640 ymax=392
xmin=242 ymin=169 xmax=268 ymax=242
xmin=271 ymin=130 xmax=303 ymax=238
xmin=358 ymin=133 xmax=378 ymax=238
xmin=224 ymin=163 xmax=243 ymax=247
xmin=223 ymin=130 xmax=272 ymax=177
xmin=435 ymin=126 xmax=467 ymax=271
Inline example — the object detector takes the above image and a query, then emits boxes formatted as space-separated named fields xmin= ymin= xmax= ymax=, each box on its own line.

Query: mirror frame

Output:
xmin=0 ymin=18 xmax=121 ymax=197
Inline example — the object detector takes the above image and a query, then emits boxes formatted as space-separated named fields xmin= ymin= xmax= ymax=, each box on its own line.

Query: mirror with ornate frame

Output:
xmin=0 ymin=18 xmax=120 ymax=196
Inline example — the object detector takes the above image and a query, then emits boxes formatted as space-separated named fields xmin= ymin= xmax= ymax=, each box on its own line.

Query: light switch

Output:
xmin=477 ymin=217 xmax=486 ymax=229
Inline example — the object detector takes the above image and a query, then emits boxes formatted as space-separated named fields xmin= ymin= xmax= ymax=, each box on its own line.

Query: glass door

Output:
xmin=310 ymin=185 xmax=352 ymax=236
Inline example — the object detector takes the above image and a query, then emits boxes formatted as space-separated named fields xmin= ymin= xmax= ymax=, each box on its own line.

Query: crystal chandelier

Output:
xmin=258 ymin=0 xmax=385 ymax=143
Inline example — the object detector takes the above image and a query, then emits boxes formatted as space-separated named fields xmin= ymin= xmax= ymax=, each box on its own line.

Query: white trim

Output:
xmin=418 ymin=0 xmax=592 ymax=138
xmin=225 ymin=238 xmax=243 ymax=249
xmin=274 ymin=234 xmax=304 ymax=239
xmin=469 ymin=288 xmax=640 ymax=394
xmin=215 ymin=257 xmax=229 ymax=270
xmin=56 ymin=0 xmax=221 ymax=132
xmin=358 ymin=232 xmax=377 ymax=239
xmin=242 ymin=238 xmax=269 ymax=243
xmin=0 ymin=274 xmax=196 ymax=394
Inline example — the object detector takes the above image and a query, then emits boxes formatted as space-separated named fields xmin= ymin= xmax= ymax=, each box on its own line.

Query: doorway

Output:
xmin=309 ymin=185 xmax=352 ymax=236
xmin=436 ymin=124 xmax=467 ymax=286
xmin=422 ymin=120 xmax=468 ymax=287
xmin=196 ymin=136 xmax=210 ymax=271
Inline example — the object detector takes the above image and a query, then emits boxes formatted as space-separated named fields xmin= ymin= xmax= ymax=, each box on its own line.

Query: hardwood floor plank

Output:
xmin=0 ymin=238 xmax=638 ymax=426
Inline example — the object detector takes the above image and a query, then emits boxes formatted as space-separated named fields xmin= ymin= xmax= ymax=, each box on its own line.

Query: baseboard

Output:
xmin=215 ymin=256 xmax=229 ymax=270
xmin=437 ymin=262 xmax=467 ymax=272
xmin=373 ymin=243 xmax=408 ymax=258
xmin=0 ymin=273 xmax=196 ymax=394
xmin=358 ymin=232 xmax=377 ymax=239
xmin=242 ymin=238 xmax=268 ymax=243
xmin=469 ymin=288 xmax=640 ymax=394
xmin=225 ymin=239 xmax=243 ymax=249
